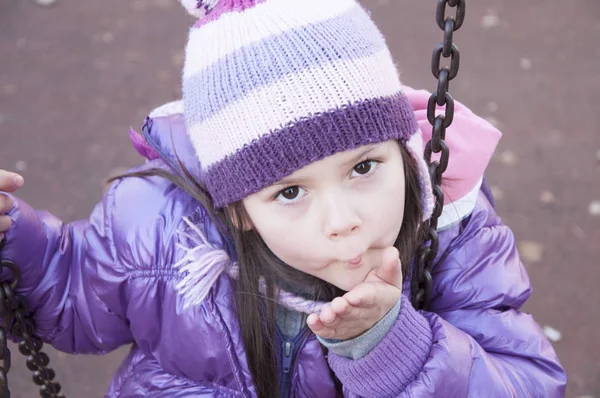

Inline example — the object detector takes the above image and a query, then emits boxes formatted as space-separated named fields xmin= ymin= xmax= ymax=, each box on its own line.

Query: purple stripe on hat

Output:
xmin=204 ymin=92 xmax=418 ymax=207
xmin=185 ymin=6 xmax=385 ymax=128
xmin=194 ymin=0 xmax=265 ymax=27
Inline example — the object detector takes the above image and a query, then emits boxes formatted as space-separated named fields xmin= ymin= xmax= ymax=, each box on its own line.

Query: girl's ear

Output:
xmin=225 ymin=205 xmax=254 ymax=231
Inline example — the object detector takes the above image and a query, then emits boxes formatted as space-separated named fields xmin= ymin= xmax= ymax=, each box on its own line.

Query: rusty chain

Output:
xmin=412 ymin=0 xmax=466 ymax=311
xmin=0 ymin=258 xmax=64 ymax=398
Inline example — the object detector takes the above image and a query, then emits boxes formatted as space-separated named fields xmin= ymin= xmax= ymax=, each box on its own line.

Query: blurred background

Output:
xmin=1 ymin=0 xmax=598 ymax=396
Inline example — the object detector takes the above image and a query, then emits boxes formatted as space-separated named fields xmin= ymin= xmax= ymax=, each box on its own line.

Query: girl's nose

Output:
xmin=323 ymin=197 xmax=362 ymax=240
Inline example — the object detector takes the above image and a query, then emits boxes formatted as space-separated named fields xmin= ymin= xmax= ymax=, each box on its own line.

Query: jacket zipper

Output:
xmin=280 ymin=340 xmax=295 ymax=396
xmin=277 ymin=326 xmax=310 ymax=398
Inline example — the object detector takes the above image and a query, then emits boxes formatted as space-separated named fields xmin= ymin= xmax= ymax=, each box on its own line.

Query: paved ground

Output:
xmin=1 ymin=0 xmax=599 ymax=396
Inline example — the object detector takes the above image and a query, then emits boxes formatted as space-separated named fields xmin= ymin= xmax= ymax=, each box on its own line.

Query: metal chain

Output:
xmin=0 ymin=260 xmax=64 ymax=398
xmin=412 ymin=0 xmax=466 ymax=311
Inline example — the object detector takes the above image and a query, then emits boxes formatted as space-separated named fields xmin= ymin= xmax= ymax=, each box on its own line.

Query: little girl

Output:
xmin=0 ymin=0 xmax=566 ymax=396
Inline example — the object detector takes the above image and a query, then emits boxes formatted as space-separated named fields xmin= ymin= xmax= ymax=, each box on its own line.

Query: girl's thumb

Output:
xmin=376 ymin=247 xmax=403 ymax=289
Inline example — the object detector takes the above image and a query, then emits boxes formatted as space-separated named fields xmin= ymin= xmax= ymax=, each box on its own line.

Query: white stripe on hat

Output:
xmin=182 ymin=0 xmax=357 ymax=78
xmin=187 ymin=48 xmax=403 ymax=169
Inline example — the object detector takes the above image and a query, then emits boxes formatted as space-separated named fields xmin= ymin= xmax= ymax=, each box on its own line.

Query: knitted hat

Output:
xmin=178 ymin=0 xmax=434 ymax=219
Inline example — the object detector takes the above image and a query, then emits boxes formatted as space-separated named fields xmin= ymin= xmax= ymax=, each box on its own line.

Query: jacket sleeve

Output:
xmin=0 ymin=180 xmax=135 ymax=354
xmin=328 ymin=193 xmax=567 ymax=397
xmin=0 ymin=163 xmax=186 ymax=355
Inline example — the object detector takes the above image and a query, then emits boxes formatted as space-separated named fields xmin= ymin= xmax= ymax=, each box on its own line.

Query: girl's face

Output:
xmin=242 ymin=139 xmax=406 ymax=292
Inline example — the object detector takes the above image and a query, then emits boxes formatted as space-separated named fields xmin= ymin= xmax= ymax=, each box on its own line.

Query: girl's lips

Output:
xmin=346 ymin=255 xmax=363 ymax=267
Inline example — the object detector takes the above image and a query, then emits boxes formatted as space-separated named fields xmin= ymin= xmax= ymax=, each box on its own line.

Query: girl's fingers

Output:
xmin=331 ymin=296 xmax=369 ymax=321
xmin=0 ymin=215 xmax=12 ymax=232
xmin=307 ymin=313 xmax=324 ymax=332
xmin=308 ymin=314 xmax=338 ymax=339
xmin=307 ymin=317 xmax=337 ymax=339
xmin=0 ymin=194 xmax=14 ymax=214
xmin=336 ymin=299 xmax=367 ymax=321
xmin=319 ymin=303 xmax=340 ymax=326
xmin=344 ymin=283 xmax=377 ymax=308
xmin=330 ymin=297 xmax=350 ymax=316
xmin=0 ymin=171 xmax=24 ymax=193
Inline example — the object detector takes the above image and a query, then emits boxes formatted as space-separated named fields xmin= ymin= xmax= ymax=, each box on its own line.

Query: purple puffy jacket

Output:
xmin=0 ymin=92 xmax=566 ymax=397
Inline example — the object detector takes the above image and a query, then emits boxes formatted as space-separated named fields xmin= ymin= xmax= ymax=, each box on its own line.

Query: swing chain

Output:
xmin=413 ymin=0 xmax=466 ymax=311
xmin=0 ymin=259 xmax=64 ymax=398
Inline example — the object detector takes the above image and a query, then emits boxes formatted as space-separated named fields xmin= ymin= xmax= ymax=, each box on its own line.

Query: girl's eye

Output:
xmin=275 ymin=186 xmax=306 ymax=204
xmin=351 ymin=160 xmax=379 ymax=177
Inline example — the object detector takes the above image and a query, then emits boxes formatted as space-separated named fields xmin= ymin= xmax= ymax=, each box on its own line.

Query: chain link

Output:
xmin=0 ymin=260 xmax=64 ymax=398
xmin=412 ymin=0 xmax=466 ymax=311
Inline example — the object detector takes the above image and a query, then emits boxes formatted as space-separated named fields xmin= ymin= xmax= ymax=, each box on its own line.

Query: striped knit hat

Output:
xmin=179 ymin=0 xmax=434 ymax=219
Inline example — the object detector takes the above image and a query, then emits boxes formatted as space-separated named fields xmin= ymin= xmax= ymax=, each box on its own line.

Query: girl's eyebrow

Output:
xmin=338 ymin=143 xmax=382 ymax=169
xmin=270 ymin=175 xmax=311 ymax=190
xmin=273 ymin=143 xmax=384 ymax=188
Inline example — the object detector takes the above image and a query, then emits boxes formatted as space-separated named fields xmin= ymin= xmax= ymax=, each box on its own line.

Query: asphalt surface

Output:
xmin=1 ymin=0 xmax=599 ymax=396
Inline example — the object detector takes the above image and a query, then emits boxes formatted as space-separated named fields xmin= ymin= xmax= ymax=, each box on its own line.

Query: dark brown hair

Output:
xmin=111 ymin=142 xmax=424 ymax=398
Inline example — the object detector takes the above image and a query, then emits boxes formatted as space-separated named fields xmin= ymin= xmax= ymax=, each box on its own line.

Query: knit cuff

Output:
xmin=327 ymin=295 xmax=433 ymax=397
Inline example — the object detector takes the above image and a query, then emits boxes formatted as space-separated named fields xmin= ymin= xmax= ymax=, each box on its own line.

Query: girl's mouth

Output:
xmin=345 ymin=255 xmax=363 ymax=268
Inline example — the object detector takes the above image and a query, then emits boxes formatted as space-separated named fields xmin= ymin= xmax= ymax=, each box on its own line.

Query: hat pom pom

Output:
xmin=178 ymin=0 xmax=220 ymax=18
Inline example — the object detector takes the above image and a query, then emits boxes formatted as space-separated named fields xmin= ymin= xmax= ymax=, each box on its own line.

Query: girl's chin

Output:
xmin=330 ymin=274 xmax=368 ymax=293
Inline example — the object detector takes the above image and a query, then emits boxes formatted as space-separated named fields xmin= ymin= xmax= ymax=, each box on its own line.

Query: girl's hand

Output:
xmin=0 ymin=170 xmax=24 ymax=242
xmin=307 ymin=247 xmax=402 ymax=341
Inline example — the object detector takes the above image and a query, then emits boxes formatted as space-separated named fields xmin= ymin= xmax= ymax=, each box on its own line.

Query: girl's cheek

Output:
xmin=271 ymin=199 xmax=311 ymax=222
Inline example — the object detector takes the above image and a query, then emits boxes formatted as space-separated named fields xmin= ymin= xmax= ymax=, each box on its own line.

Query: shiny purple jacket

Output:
xmin=1 ymin=94 xmax=566 ymax=397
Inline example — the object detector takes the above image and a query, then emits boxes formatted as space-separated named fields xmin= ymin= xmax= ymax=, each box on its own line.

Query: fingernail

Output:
xmin=12 ymin=175 xmax=24 ymax=187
